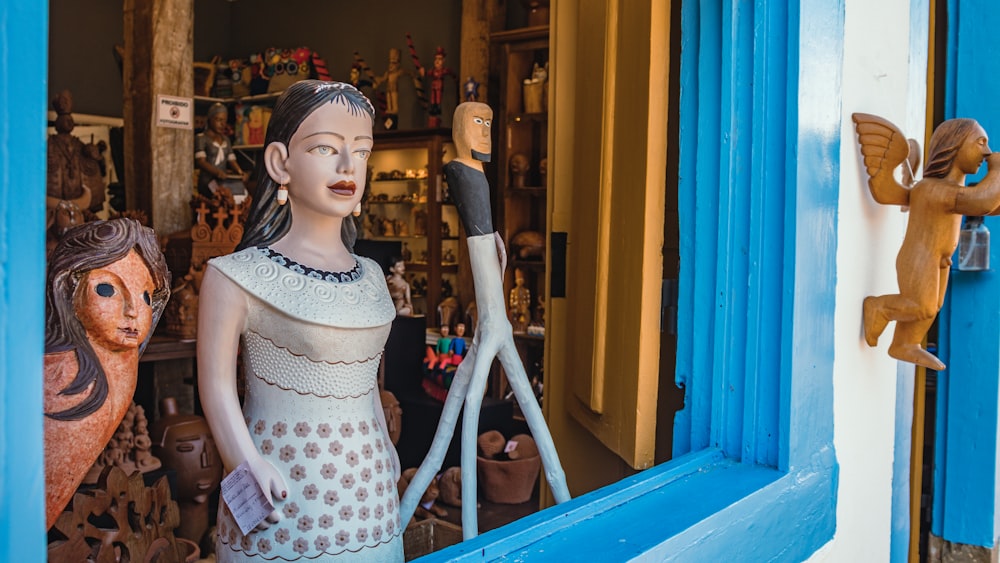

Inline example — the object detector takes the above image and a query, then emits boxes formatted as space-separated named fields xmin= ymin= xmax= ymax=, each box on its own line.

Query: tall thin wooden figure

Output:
xmin=398 ymin=102 xmax=571 ymax=539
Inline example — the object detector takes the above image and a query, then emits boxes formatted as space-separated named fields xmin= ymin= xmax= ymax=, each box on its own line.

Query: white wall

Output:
xmin=807 ymin=0 xmax=927 ymax=560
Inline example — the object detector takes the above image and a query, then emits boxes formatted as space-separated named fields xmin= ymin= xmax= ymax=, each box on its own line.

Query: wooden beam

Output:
xmin=123 ymin=0 xmax=193 ymax=234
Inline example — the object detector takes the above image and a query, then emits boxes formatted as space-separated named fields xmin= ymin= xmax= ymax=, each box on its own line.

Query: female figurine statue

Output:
xmin=197 ymin=80 xmax=403 ymax=562
xmin=399 ymin=102 xmax=570 ymax=539
xmin=854 ymin=113 xmax=1000 ymax=370
xmin=385 ymin=257 xmax=413 ymax=316
xmin=43 ymin=218 xmax=171 ymax=528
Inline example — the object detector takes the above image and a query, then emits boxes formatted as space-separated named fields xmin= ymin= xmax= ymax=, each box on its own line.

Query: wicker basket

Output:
xmin=402 ymin=518 xmax=463 ymax=561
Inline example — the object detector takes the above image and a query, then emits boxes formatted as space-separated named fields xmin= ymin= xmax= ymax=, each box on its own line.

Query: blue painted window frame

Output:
xmin=423 ymin=0 xmax=843 ymax=559
xmin=0 ymin=0 xmax=849 ymax=559
xmin=0 ymin=0 xmax=49 ymax=559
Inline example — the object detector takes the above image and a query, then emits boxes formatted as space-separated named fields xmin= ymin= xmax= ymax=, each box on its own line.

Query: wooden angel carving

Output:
xmin=853 ymin=113 xmax=1000 ymax=370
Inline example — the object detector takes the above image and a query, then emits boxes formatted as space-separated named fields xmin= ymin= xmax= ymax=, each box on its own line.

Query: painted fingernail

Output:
xmin=282 ymin=491 xmax=287 ymax=499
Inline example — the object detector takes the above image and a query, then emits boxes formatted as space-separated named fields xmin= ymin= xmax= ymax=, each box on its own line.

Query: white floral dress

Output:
xmin=209 ymin=247 xmax=403 ymax=562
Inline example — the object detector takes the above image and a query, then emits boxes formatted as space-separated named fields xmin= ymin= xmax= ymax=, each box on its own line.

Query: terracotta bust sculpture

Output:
xmin=150 ymin=397 xmax=223 ymax=545
xmin=197 ymin=81 xmax=403 ymax=561
xmin=853 ymin=113 xmax=1000 ymax=370
xmin=509 ymin=153 xmax=530 ymax=188
xmin=43 ymin=218 xmax=171 ymax=528
xmin=399 ymin=102 xmax=571 ymax=539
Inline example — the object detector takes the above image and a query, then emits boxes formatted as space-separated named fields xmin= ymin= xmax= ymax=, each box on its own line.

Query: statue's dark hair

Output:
xmin=924 ymin=118 xmax=980 ymax=179
xmin=45 ymin=219 xmax=171 ymax=420
xmin=237 ymin=80 xmax=376 ymax=252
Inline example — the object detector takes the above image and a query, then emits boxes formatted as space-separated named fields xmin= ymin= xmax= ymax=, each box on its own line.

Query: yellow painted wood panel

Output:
xmin=548 ymin=0 xmax=669 ymax=472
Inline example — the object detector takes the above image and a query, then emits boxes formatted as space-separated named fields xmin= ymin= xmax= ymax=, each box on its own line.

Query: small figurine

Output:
xmin=422 ymin=324 xmax=459 ymax=401
xmin=509 ymin=269 xmax=531 ymax=334
xmin=420 ymin=47 xmax=456 ymax=127
xmin=427 ymin=324 xmax=454 ymax=371
xmin=373 ymin=47 xmax=410 ymax=130
xmin=194 ymin=103 xmax=248 ymax=199
xmin=853 ymin=113 xmax=1000 ymax=370
xmin=463 ymin=76 xmax=480 ymax=102
xmin=386 ymin=257 xmax=414 ymax=316
xmin=397 ymin=467 xmax=448 ymax=522
xmin=47 ymin=90 xmax=92 ymax=244
xmin=450 ymin=322 xmax=468 ymax=364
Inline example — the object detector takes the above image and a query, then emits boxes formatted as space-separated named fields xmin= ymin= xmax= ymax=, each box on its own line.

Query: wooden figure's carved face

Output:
xmin=955 ymin=123 xmax=991 ymax=176
xmin=73 ymin=250 xmax=155 ymax=352
xmin=454 ymin=102 xmax=493 ymax=162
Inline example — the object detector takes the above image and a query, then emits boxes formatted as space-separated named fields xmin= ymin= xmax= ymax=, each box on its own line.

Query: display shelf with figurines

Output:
xmin=489 ymin=17 xmax=550 ymax=404
xmin=491 ymin=28 xmax=549 ymax=325
xmin=360 ymin=128 xmax=461 ymax=327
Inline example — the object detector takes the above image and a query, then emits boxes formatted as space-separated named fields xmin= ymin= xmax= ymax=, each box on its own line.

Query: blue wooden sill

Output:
xmin=419 ymin=447 xmax=837 ymax=561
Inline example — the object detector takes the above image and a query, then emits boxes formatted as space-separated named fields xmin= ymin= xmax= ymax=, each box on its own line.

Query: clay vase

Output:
xmin=150 ymin=397 xmax=223 ymax=544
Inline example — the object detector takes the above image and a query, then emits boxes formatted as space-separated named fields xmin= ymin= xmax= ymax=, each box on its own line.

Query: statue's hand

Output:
xmin=246 ymin=453 xmax=289 ymax=530
xmin=494 ymin=231 xmax=508 ymax=277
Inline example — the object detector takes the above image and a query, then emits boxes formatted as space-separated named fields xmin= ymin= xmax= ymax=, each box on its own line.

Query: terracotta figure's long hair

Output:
xmin=924 ymin=118 xmax=980 ymax=179
xmin=237 ymin=80 xmax=376 ymax=252
xmin=45 ymin=219 xmax=170 ymax=421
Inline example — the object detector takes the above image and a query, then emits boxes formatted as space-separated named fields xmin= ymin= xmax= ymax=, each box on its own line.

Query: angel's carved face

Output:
xmin=956 ymin=124 xmax=991 ymax=175
xmin=74 ymin=250 xmax=155 ymax=352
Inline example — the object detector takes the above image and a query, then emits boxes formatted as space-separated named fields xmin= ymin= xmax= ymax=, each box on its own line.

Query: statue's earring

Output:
xmin=352 ymin=202 xmax=362 ymax=217
xmin=277 ymin=184 xmax=288 ymax=206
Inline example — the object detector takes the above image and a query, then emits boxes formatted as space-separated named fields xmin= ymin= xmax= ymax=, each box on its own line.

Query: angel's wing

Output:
xmin=852 ymin=112 xmax=913 ymax=206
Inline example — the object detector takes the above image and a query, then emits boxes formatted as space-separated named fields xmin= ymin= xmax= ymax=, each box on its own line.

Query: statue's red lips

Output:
xmin=329 ymin=181 xmax=356 ymax=196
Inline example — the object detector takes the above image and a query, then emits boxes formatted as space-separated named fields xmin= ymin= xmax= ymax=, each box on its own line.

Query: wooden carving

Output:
xmin=399 ymin=102 xmax=571 ymax=540
xmin=189 ymin=196 xmax=246 ymax=287
xmin=853 ymin=113 xmax=1000 ymax=370
xmin=84 ymin=401 xmax=162 ymax=485
xmin=161 ymin=194 xmax=247 ymax=339
xmin=47 ymin=466 xmax=184 ymax=563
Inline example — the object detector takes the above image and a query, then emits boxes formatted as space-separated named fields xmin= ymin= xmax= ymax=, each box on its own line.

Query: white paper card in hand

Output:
xmin=220 ymin=461 xmax=275 ymax=535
